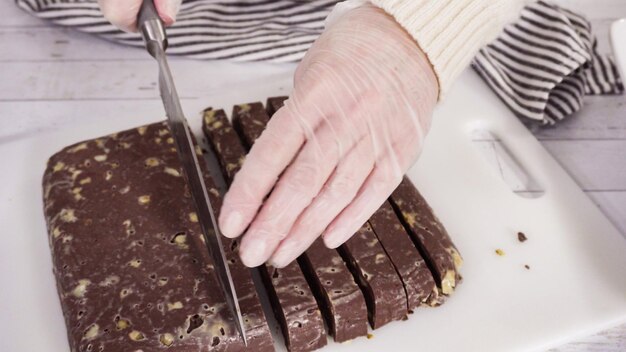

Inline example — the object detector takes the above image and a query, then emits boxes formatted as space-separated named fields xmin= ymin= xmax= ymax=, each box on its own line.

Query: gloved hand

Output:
xmin=98 ymin=0 xmax=182 ymax=32
xmin=221 ymin=4 xmax=439 ymax=268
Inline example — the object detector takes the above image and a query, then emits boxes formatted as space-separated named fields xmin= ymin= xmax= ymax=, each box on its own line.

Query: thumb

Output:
xmin=98 ymin=0 xmax=182 ymax=32
xmin=154 ymin=0 xmax=182 ymax=27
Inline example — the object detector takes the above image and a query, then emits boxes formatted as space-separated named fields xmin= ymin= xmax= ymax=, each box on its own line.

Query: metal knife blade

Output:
xmin=137 ymin=0 xmax=247 ymax=345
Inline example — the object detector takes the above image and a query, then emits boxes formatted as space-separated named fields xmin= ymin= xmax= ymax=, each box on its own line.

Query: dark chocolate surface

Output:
xmin=202 ymin=108 xmax=245 ymax=183
xmin=298 ymin=240 xmax=368 ymax=342
xmin=260 ymin=264 xmax=327 ymax=352
xmin=369 ymin=201 xmax=437 ymax=311
xmin=232 ymin=102 xmax=270 ymax=148
xmin=339 ymin=223 xmax=407 ymax=329
xmin=43 ymin=122 xmax=272 ymax=352
xmin=198 ymin=120 xmax=275 ymax=352
xmin=202 ymin=106 xmax=327 ymax=351
xmin=265 ymin=96 xmax=288 ymax=117
xmin=389 ymin=177 xmax=463 ymax=296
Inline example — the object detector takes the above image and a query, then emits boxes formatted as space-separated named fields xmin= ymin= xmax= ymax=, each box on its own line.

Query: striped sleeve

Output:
xmin=472 ymin=1 xmax=624 ymax=125
xmin=16 ymin=0 xmax=337 ymax=62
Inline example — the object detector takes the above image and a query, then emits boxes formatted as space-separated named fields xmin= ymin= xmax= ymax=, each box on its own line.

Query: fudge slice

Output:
xmin=232 ymin=102 xmax=270 ymax=147
xmin=202 ymin=108 xmax=327 ymax=351
xmin=199 ymin=117 xmax=275 ymax=352
xmin=265 ymin=96 xmax=288 ymax=117
xmin=389 ymin=177 xmax=463 ymax=296
xmin=298 ymin=239 xmax=368 ymax=342
xmin=202 ymin=108 xmax=245 ymax=182
xmin=260 ymin=265 xmax=327 ymax=352
xmin=369 ymin=201 xmax=437 ymax=311
xmin=42 ymin=122 xmax=272 ymax=351
xmin=338 ymin=223 xmax=407 ymax=329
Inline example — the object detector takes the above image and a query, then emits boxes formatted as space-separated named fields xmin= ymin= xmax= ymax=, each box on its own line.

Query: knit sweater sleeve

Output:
xmin=332 ymin=0 xmax=530 ymax=97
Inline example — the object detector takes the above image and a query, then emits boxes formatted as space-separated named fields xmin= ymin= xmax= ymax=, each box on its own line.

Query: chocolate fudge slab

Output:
xmin=202 ymin=108 xmax=327 ymax=351
xmin=265 ymin=96 xmax=288 ymax=117
xmin=232 ymin=102 xmax=270 ymax=148
xmin=42 ymin=122 xmax=275 ymax=351
xmin=298 ymin=239 xmax=368 ymax=342
xmin=339 ymin=223 xmax=407 ymax=329
xmin=369 ymin=201 xmax=437 ymax=311
xmin=389 ymin=177 xmax=463 ymax=296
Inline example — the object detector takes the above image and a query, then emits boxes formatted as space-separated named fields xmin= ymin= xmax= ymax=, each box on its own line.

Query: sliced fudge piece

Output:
xmin=42 ymin=122 xmax=273 ymax=351
xmin=232 ymin=102 xmax=270 ymax=148
xmin=298 ymin=239 xmax=368 ymax=342
xmin=260 ymin=265 xmax=327 ymax=352
xmin=202 ymin=108 xmax=245 ymax=182
xmin=369 ymin=201 xmax=437 ymax=311
xmin=199 ymin=116 xmax=275 ymax=352
xmin=266 ymin=96 xmax=288 ymax=117
xmin=338 ymin=223 xmax=407 ymax=329
xmin=202 ymin=107 xmax=327 ymax=351
xmin=389 ymin=177 xmax=463 ymax=296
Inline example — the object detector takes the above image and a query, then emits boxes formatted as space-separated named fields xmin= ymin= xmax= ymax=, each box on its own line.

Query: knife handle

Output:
xmin=138 ymin=0 xmax=168 ymax=57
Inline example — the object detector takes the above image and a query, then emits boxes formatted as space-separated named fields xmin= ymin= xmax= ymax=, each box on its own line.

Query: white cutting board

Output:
xmin=0 ymin=62 xmax=625 ymax=352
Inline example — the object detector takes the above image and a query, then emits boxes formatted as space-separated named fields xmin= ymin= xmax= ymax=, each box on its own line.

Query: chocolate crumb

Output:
xmin=524 ymin=265 xmax=530 ymax=270
xmin=495 ymin=249 xmax=505 ymax=256
xmin=517 ymin=232 xmax=528 ymax=242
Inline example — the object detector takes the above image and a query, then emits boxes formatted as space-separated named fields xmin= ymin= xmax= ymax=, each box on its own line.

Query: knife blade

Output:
xmin=137 ymin=0 xmax=247 ymax=345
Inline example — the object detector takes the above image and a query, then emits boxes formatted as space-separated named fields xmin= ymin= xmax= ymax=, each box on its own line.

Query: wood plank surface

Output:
xmin=541 ymin=140 xmax=626 ymax=191
xmin=540 ymin=1 xmax=626 ymax=350
xmin=0 ymin=60 xmax=293 ymax=101
xmin=532 ymin=96 xmax=626 ymax=140
xmin=0 ymin=26 xmax=145 ymax=62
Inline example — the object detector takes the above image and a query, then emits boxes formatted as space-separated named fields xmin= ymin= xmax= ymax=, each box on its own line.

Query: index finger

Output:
xmin=219 ymin=102 xmax=309 ymax=239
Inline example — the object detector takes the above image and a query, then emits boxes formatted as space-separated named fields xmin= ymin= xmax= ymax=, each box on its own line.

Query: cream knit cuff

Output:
xmin=328 ymin=0 xmax=528 ymax=98
xmin=370 ymin=0 xmax=528 ymax=97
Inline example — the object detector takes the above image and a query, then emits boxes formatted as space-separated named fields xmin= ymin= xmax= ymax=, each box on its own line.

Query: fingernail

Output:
xmin=266 ymin=258 xmax=284 ymax=269
xmin=158 ymin=0 xmax=181 ymax=25
xmin=323 ymin=230 xmax=344 ymax=249
xmin=268 ymin=242 xmax=298 ymax=268
xmin=160 ymin=13 xmax=175 ymax=26
xmin=239 ymin=237 xmax=267 ymax=268
xmin=220 ymin=211 xmax=243 ymax=238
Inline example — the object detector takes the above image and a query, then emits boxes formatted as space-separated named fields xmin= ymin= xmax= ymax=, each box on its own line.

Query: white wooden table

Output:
xmin=544 ymin=1 xmax=626 ymax=350
xmin=0 ymin=0 xmax=624 ymax=350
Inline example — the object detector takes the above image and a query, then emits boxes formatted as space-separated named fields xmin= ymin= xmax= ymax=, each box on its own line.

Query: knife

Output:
xmin=137 ymin=0 xmax=247 ymax=345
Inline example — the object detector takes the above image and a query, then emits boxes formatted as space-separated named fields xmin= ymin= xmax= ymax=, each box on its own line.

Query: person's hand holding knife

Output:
xmin=99 ymin=0 xmax=182 ymax=32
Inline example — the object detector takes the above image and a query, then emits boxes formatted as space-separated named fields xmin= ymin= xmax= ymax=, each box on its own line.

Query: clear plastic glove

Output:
xmin=220 ymin=4 xmax=439 ymax=268
xmin=98 ymin=0 xmax=181 ymax=32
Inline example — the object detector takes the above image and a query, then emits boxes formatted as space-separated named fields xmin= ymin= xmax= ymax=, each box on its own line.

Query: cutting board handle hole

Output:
xmin=470 ymin=129 xmax=545 ymax=199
